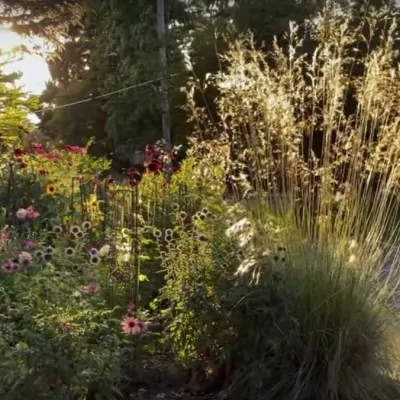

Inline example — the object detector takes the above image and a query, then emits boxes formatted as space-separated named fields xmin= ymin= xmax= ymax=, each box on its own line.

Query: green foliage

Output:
xmin=0 ymin=51 xmax=38 ymax=141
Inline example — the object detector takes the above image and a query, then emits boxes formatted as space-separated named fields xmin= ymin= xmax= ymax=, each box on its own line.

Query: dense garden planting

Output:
xmin=2 ymin=10 xmax=400 ymax=400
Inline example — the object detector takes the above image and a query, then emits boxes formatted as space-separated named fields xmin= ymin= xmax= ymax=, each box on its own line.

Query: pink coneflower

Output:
xmin=65 ymin=145 xmax=86 ymax=154
xmin=24 ymin=240 xmax=36 ymax=248
xmin=16 ymin=208 xmax=28 ymax=219
xmin=2 ymin=262 xmax=16 ymax=273
xmin=82 ymin=283 xmax=101 ymax=294
xmin=18 ymin=251 xmax=33 ymax=265
xmin=1 ymin=232 xmax=10 ymax=240
xmin=120 ymin=316 xmax=148 ymax=335
xmin=26 ymin=206 xmax=40 ymax=220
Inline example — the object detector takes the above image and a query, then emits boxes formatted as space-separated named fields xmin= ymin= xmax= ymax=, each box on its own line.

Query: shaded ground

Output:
xmin=122 ymin=352 xmax=219 ymax=400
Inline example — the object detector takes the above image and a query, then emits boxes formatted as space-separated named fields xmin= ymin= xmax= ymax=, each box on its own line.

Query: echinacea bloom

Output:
xmin=14 ymin=148 xmax=27 ymax=157
xmin=16 ymin=208 xmax=28 ymax=219
xmin=146 ymin=160 xmax=162 ymax=174
xmin=65 ymin=145 xmax=86 ymax=154
xmin=19 ymin=251 xmax=33 ymax=265
xmin=145 ymin=145 xmax=155 ymax=155
xmin=46 ymin=184 xmax=56 ymax=196
xmin=120 ymin=316 xmax=148 ymax=335
xmin=126 ymin=167 xmax=140 ymax=177
xmin=2 ymin=262 xmax=16 ymax=273
xmin=24 ymin=240 xmax=36 ymax=248
xmin=83 ymin=283 xmax=100 ymax=294
xmin=41 ymin=151 xmax=61 ymax=161
xmin=1 ymin=232 xmax=10 ymax=240
xmin=32 ymin=143 xmax=45 ymax=154
xmin=26 ymin=206 xmax=40 ymax=219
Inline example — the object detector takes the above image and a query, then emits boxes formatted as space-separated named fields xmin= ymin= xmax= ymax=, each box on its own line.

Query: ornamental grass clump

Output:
xmin=188 ymin=8 xmax=400 ymax=400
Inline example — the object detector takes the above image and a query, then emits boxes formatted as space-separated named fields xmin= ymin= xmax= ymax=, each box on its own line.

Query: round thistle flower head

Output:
xmin=165 ymin=235 xmax=173 ymax=242
xmin=89 ymin=247 xmax=99 ymax=256
xmin=172 ymin=203 xmax=180 ymax=211
xmin=44 ymin=246 xmax=54 ymax=254
xmin=82 ymin=221 xmax=92 ymax=230
xmin=34 ymin=250 xmax=43 ymax=259
xmin=43 ymin=253 xmax=53 ymax=262
xmin=199 ymin=213 xmax=206 ymax=220
xmin=165 ymin=229 xmax=173 ymax=237
xmin=52 ymin=225 xmax=62 ymax=235
xmin=70 ymin=225 xmax=80 ymax=234
xmin=89 ymin=255 xmax=100 ymax=265
xmin=65 ymin=247 xmax=75 ymax=256
xmin=76 ymin=231 xmax=84 ymax=239
xmin=197 ymin=234 xmax=208 ymax=243
xmin=153 ymin=229 xmax=162 ymax=238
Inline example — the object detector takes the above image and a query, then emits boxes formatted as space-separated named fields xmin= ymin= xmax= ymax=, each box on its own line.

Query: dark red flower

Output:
xmin=14 ymin=148 xmax=26 ymax=157
xmin=41 ymin=151 xmax=60 ymax=161
xmin=107 ymin=176 xmax=115 ymax=184
xmin=125 ymin=167 xmax=141 ymax=177
xmin=172 ymin=164 xmax=180 ymax=173
xmin=145 ymin=145 xmax=155 ymax=155
xmin=146 ymin=160 xmax=162 ymax=174
xmin=19 ymin=162 xmax=27 ymax=169
xmin=65 ymin=145 xmax=86 ymax=154
xmin=32 ymin=143 xmax=45 ymax=154
xmin=38 ymin=168 xmax=47 ymax=175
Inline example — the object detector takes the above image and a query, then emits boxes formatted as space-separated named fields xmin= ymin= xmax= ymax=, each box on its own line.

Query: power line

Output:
xmin=34 ymin=72 xmax=182 ymax=114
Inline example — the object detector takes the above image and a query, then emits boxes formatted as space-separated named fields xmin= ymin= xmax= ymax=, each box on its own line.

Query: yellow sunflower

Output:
xmin=63 ymin=215 xmax=72 ymax=225
xmin=46 ymin=184 xmax=56 ymax=196
xmin=87 ymin=194 xmax=100 ymax=212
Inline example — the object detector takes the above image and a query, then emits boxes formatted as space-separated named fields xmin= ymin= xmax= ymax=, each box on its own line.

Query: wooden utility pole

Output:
xmin=156 ymin=0 xmax=171 ymax=149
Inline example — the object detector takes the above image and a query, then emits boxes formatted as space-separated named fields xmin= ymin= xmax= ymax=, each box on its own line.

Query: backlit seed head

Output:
xmin=89 ymin=248 xmax=99 ymax=256
xmin=45 ymin=246 xmax=54 ymax=254
xmin=65 ymin=247 xmax=75 ymax=256
xmin=43 ymin=253 xmax=53 ymax=262
xmin=34 ymin=250 xmax=43 ymax=258
xmin=76 ymin=231 xmax=84 ymax=239
xmin=82 ymin=221 xmax=92 ymax=230
xmin=198 ymin=234 xmax=208 ymax=242
xmin=165 ymin=229 xmax=173 ymax=236
xmin=90 ymin=255 xmax=100 ymax=265
xmin=70 ymin=225 xmax=80 ymax=234
xmin=153 ymin=229 xmax=162 ymax=238
xmin=52 ymin=225 xmax=62 ymax=234
xmin=172 ymin=203 xmax=180 ymax=211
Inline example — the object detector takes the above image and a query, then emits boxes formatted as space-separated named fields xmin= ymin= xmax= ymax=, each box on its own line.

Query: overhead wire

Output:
xmin=33 ymin=72 xmax=183 ymax=114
